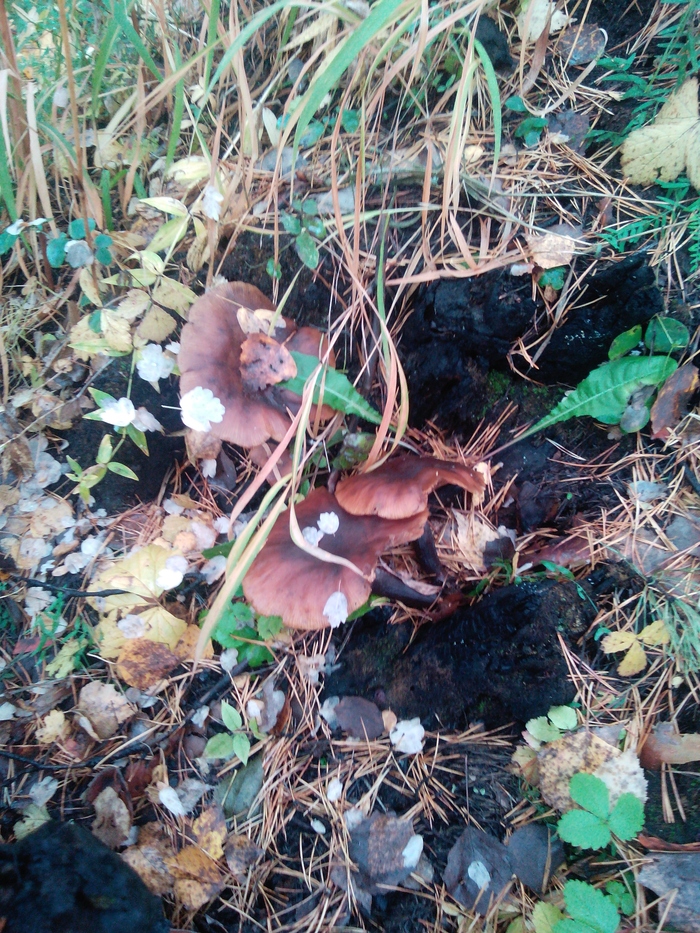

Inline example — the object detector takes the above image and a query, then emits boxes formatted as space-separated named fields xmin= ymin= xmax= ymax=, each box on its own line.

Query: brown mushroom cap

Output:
xmin=179 ymin=282 xmax=335 ymax=448
xmin=334 ymin=455 xmax=485 ymax=520
xmin=242 ymin=488 xmax=428 ymax=630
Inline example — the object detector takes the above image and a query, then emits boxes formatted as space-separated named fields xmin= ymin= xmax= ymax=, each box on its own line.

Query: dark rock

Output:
xmin=0 ymin=821 xmax=168 ymax=933
xmin=475 ymin=17 xmax=514 ymax=71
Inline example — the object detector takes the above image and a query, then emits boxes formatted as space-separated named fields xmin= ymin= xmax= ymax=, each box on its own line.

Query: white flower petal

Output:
xmin=180 ymin=386 xmax=225 ymax=432
xmin=317 ymin=511 xmax=339 ymax=535
xmin=202 ymin=184 xmax=224 ymax=221
xmin=118 ymin=614 xmax=146 ymax=639
xmin=136 ymin=344 xmax=175 ymax=383
xmin=327 ymin=777 xmax=343 ymax=802
xmin=132 ymin=407 xmax=163 ymax=433
xmin=302 ymin=526 xmax=324 ymax=546
xmin=323 ymin=591 xmax=348 ymax=628
xmin=390 ymin=718 xmax=425 ymax=755
xmin=100 ymin=397 xmax=136 ymax=427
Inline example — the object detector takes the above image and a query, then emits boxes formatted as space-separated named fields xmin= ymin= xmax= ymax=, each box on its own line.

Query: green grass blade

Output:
xmin=113 ymin=0 xmax=162 ymax=80
xmin=92 ymin=14 xmax=122 ymax=116
xmin=473 ymin=37 xmax=501 ymax=173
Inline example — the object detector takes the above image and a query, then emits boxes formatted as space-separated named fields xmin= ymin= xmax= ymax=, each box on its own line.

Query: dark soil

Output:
xmin=326 ymin=579 xmax=597 ymax=730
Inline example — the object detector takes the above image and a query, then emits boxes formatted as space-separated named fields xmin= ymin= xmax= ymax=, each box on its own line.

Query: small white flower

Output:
xmin=136 ymin=344 xmax=175 ymax=383
xmin=247 ymin=699 xmax=264 ymax=721
xmin=190 ymin=706 xmax=209 ymax=728
xmin=25 ymin=587 xmax=53 ymax=618
xmin=0 ymin=702 xmax=16 ymax=721
xmin=202 ymin=184 xmax=224 ymax=221
xmin=402 ymin=835 xmax=424 ymax=869
xmin=319 ymin=695 xmax=340 ymax=727
xmin=118 ymin=614 xmax=146 ymax=638
xmin=302 ymin=526 xmax=324 ymax=546
xmin=317 ymin=511 xmax=339 ymax=535
xmin=53 ymin=86 xmax=69 ymax=109
xmin=200 ymin=458 xmax=216 ymax=478
xmin=390 ymin=718 xmax=425 ymax=755
xmin=180 ymin=386 xmax=225 ymax=432
xmin=132 ymin=407 xmax=162 ymax=433
xmin=201 ymin=555 xmax=226 ymax=584
xmin=163 ymin=498 xmax=185 ymax=515
xmin=156 ymin=555 xmax=189 ymax=590
xmin=158 ymin=785 xmax=186 ymax=817
xmin=327 ymin=777 xmax=343 ymax=802
xmin=100 ymin=397 xmax=136 ymax=427
xmin=213 ymin=515 xmax=229 ymax=534
xmin=323 ymin=591 xmax=348 ymax=628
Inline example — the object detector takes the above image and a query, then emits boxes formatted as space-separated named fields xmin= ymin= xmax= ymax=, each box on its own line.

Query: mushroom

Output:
xmin=334 ymin=454 xmax=485 ymax=519
xmin=242 ymin=488 xmax=428 ymax=630
xmin=179 ymin=281 xmax=335 ymax=449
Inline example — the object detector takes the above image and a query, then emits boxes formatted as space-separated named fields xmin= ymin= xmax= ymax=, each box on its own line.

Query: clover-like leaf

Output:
xmin=570 ymin=773 xmax=610 ymax=820
xmin=607 ymin=793 xmax=644 ymax=841
xmin=557 ymin=810 xmax=611 ymax=850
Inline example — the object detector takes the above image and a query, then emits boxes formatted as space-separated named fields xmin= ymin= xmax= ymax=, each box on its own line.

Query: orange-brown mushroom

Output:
xmin=334 ymin=454 xmax=485 ymax=520
xmin=242 ymin=488 xmax=428 ymax=630
xmin=179 ymin=281 xmax=335 ymax=449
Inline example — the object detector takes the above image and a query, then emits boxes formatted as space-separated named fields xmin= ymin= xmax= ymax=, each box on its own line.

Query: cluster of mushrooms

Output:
xmin=179 ymin=281 xmax=484 ymax=631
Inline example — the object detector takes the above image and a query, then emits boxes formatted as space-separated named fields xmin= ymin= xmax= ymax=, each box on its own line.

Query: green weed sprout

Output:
xmin=203 ymin=700 xmax=251 ymax=766
xmin=557 ymin=773 xmax=644 ymax=850
xmin=534 ymin=880 xmax=621 ymax=933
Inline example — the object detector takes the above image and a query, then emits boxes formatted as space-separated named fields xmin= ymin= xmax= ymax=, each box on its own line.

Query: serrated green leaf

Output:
xmin=305 ymin=216 xmax=326 ymax=239
xmin=563 ymin=881 xmax=620 ymax=933
xmin=526 ymin=715 xmax=563 ymax=743
xmin=539 ymin=267 xmax=566 ymax=290
xmin=257 ymin=615 xmax=283 ymax=640
xmin=107 ymin=461 xmax=139 ymax=480
xmin=605 ymin=881 xmax=635 ymax=916
xmin=505 ymin=95 xmax=528 ymax=112
xmin=527 ymin=356 xmax=678 ymax=434
xmin=232 ymin=732 xmax=251 ymax=766
xmin=548 ymin=706 xmax=578 ymax=731
xmin=295 ymin=229 xmax=319 ymax=268
xmin=607 ymin=793 xmax=644 ymax=841
xmin=608 ymin=325 xmax=642 ymax=360
xmin=221 ymin=700 xmax=243 ymax=733
xmin=533 ymin=902 xmax=565 ymax=933
xmin=570 ymin=773 xmax=610 ymax=820
xmin=68 ymin=217 xmax=96 ymax=238
xmin=204 ymin=732 xmax=236 ymax=760
xmin=555 ymin=920 xmax=598 ymax=933
xmin=645 ymin=316 xmax=689 ymax=352
xmin=557 ymin=809 xmax=611 ymax=849
xmin=282 ymin=351 xmax=382 ymax=425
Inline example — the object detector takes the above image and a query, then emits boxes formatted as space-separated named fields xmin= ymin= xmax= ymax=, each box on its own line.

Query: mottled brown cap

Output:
xmin=335 ymin=455 xmax=485 ymax=520
xmin=179 ymin=282 xmax=334 ymax=448
xmin=242 ymin=488 xmax=428 ymax=630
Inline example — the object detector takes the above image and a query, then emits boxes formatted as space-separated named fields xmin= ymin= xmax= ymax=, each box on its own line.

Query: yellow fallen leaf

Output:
xmin=36 ymin=709 xmax=70 ymax=745
xmin=116 ymin=638 xmax=180 ymax=689
xmin=77 ymin=681 xmax=135 ymax=740
xmin=620 ymin=78 xmax=700 ymax=190
xmin=616 ymin=639 xmax=648 ymax=677
xmin=537 ymin=731 xmax=618 ymax=811
xmin=80 ymin=266 xmax=102 ymax=306
xmin=114 ymin=288 xmax=151 ymax=321
xmin=601 ymin=630 xmax=637 ymax=653
xmin=101 ymin=309 xmax=133 ymax=352
xmin=638 ymin=619 xmax=670 ymax=646
xmin=121 ymin=822 xmax=176 ymax=896
xmin=192 ymin=804 xmax=227 ymax=860
xmin=152 ymin=278 xmax=197 ymax=315
xmin=92 ymin=786 xmax=132 ymax=849
xmin=136 ymin=305 xmax=177 ymax=343
xmin=167 ymin=846 xmax=224 ymax=911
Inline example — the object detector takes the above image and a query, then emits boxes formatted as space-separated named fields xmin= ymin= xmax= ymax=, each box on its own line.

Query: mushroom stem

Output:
xmin=371 ymin=569 xmax=437 ymax=608
xmin=413 ymin=522 xmax=446 ymax=583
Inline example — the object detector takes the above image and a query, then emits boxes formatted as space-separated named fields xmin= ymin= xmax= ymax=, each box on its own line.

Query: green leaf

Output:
xmin=515 ymin=116 xmax=548 ymax=141
xmin=280 ymin=211 xmax=302 ymax=235
xmin=266 ymin=258 xmax=282 ymax=280
xmin=295 ymin=229 xmax=320 ymax=268
xmin=147 ymin=215 xmax=189 ymax=254
xmin=570 ymin=773 xmax=610 ymax=820
xmin=96 ymin=434 xmax=113 ymax=465
xmin=304 ymin=216 xmax=326 ymax=239
xmin=202 ymin=540 xmax=234 ymax=560
xmin=204 ymin=732 xmax=236 ymax=760
xmin=526 ymin=356 xmax=678 ymax=435
xmin=46 ymin=233 xmax=68 ymax=267
xmin=533 ymin=902 xmax=565 ymax=933
xmin=66 ymin=455 xmax=82 ymax=476
xmin=232 ymin=732 xmax=251 ymax=766
xmin=107 ymin=462 xmax=139 ymax=480
xmin=94 ymin=233 xmax=113 ymax=248
xmin=89 ymin=388 xmax=116 ymax=408
xmin=68 ymin=218 xmax=96 ymax=239
xmin=505 ymin=95 xmax=528 ymax=112
xmin=644 ymin=316 xmax=689 ymax=352
xmin=604 ymin=881 xmax=635 ymax=916
xmin=282 ymin=351 xmax=382 ymax=425
xmin=0 ymin=230 xmax=18 ymax=255
xmin=548 ymin=705 xmax=578 ymax=731
xmin=609 ymin=325 xmax=642 ymax=360
xmin=557 ymin=809 xmax=611 ymax=849
xmin=95 ymin=247 xmax=113 ymax=265
xmin=126 ymin=423 xmax=149 ymax=455
xmin=257 ymin=615 xmax=283 ymax=640
xmin=607 ymin=793 xmax=644 ymax=841
xmin=526 ymin=715 xmax=562 ymax=743
xmin=539 ymin=267 xmax=566 ymax=290
xmin=563 ymin=881 xmax=620 ymax=933
xmin=340 ymin=109 xmax=360 ymax=132
xmin=221 ymin=700 xmax=243 ymax=733
xmin=555 ymin=920 xmax=599 ymax=933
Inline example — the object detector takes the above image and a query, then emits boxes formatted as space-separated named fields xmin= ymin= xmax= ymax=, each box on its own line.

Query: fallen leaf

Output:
xmin=135 ymin=305 xmax=177 ymax=343
xmin=506 ymin=824 xmax=564 ymax=894
xmin=335 ymin=696 xmax=384 ymax=740
xmin=225 ymin=834 xmax=263 ymax=881
xmin=122 ymin=822 xmax=176 ymax=896
xmin=213 ymin=754 xmax=264 ymax=818
xmin=191 ymin=804 xmax=227 ymax=860
xmin=638 ymin=854 xmax=700 ymax=932
xmin=526 ymin=225 xmax=581 ymax=269
xmin=602 ymin=621 xmax=669 ymax=676
xmin=101 ymin=310 xmax=133 ymax=352
xmin=556 ymin=24 xmax=606 ymax=64
xmin=349 ymin=813 xmax=423 ymax=894
xmin=152 ymin=278 xmax=197 ymax=315
xmin=444 ymin=826 xmax=514 ymax=914
xmin=517 ymin=0 xmax=569 ymax=42
xmin=620 ymin=78 xmax=700 ymax=189
xmin=537 ymin=731 xmax=618 ymax=812
xmin=36 ymin=709 xmax=70 ymax=745
xmin=650 ymin=362 xmax=699 ymax=440
xmin=167 ymin=845 xmax=224 ymax=911
xmin=116 ymin=638 xmax=180 ymax=690
xmin=237 ymin=306 xmax=286 ymax=336
xmin=91 ymin=786 xmax=132 ymax=849
xmin=640 ymin=724 xmax=700 ymax=770
xmin=77 ymin=681 xmax=136 ymax=740
xmin=547 ymin=110 xmax=591 ymax=153
xmin=452 ymin=511 xmax=504 ymax=572
xmin=239 ymin=334 xmax=297 ymax=392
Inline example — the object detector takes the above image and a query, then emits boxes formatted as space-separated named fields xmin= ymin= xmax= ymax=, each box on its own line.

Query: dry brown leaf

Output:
xmin=526 ymin=225 xmax=581 ymax=268
xmin=191 ymin=804 xmax=227 ymax=860
xmin=91 ymin=786 xmax=132 ymax=849
xmin=101 ymin=310 xmax=133 ymax=352
xmin=620 ymin=78 xmax=700 ymax=189
xmin=185 ymin=428 xmax=222 ymax=464
xmin=136 ymin=305 xmax=177 ymax=343
xmin=114 ymin=289 xmax=151 ymax=321
xmin=650 ymin=362 xmax=699 ymax=440
xmin=121 ymin=822 xmax=176 ymax=896
xmin=239 ymin=334 xmax=297 ymax=392
xmin=640 ymin=725 xmax=700 ymax=769
xmin=237 ymin=306 xmax=286 ymax=336
xmin=36 ymin=709 xmax=70 ymax=745
xmin=152 ymin=278 xmax=197 ymax=315
xmin=116 ymin=638 xmax=180 ymax=690
xmin=77 ymin=681 xmax=136 ymax=740
xmin=452 ymin=511 xmax=503 ymax=572
xmin=167 ymin=845 xmax=224 ymax=911
xmin=537 ymin=731 xmax=619 ymax=811
xmin=173 ymin=624 xmax=214 ymax=661
xmin=225 ymin=834 xmax=263 ymax=881
xmin=29 ymin=500 xmax=73 ymax=538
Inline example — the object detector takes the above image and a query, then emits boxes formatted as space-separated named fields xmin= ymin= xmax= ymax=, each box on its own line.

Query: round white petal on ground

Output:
xmin=317 ymin=511 xmax=339 ymax=535
xmin=180 ymin=386 xmax=225 ymax=432
xmin=302 ymin=526 xmax=324 ymax=546
xmin=219 ymin=648 xmax=239 ymax=672
xmin=200 ymin=458 xmax=216 ymax=478
xmin=468 ymin=860 xmax=491 ymax=889
xmin=132 ymin=407 xmax=163 ymax=433
xmin=390 ymin=718 xmax=425 ymax=755
xmin=156 ymin=554 xmax=189 ymax=590
xmin=323 ymin=591 xmax=348 ymax=628
xmin=118 ymin=614 xmax=146 ymax=639
xmin=202 ymin=184 xmax=224 ymax=221
xmin=402 ymin=835 xmax=424 ymax=870
xmin=327 ymin=777 xmax=343 ymax=802
xmin=136 ymin=344 xmax=175 ymax=383
xmin=100 ymin=397 xmax=136 ymax=427
xmin=201 ymin=555 xmax=227 ymax=583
